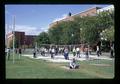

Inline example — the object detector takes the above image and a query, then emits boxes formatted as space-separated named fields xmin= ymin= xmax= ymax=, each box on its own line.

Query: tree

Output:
xmin=48 ymin=10 xmax=114 ymax=46
xmin=36 ymin=32 xmax=50 ymax=46
xmin=73 ymin=16 xmax=99 ymax=45
xmin=96 ymin=11 xmax=114 ymax=31
xmin=101 ymin=26 xmax=114 ymax=42
xmin=9 ymin=37 xmax=18 ymax=48
xmin=49 ymin=20 xmax=80 ymax=45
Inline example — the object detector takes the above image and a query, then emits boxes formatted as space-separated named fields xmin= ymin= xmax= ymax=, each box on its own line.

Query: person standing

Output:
xmin=55 ymin=47 xmax=58 ymax=55
xmin=18 ymin=48 xmax=22 ymax=59
xmin=51 ymin=47 xmax=55 ymax=59
xmin=33 ymin=48 xmax=36 ymax=58
xmin=76 ymin=47 xmax=80 ymax=58
xmin=7 ymin=48 xmax=10 ymax=60
xmin=41 ymin=47 xmax=45 ymax=56
xmin=64 ymin=47 xmax=69 ymax=60
xmin=110 ymin=44 xmax=114 ymax=58
xmin=85 ymin=46 xmax=89 ymax=60
xmin=96 ymin=46 xmax=100 ymax=57
xmin=72 ymin=47 xmax=76 ymax=57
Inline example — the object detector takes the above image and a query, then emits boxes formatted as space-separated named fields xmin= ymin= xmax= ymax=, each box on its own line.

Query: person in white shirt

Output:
xmin=110 ymin=43 xmax=114 ymax=58
xmin=51 ymin=47 xmax=55 ymax=59
xmin=6 ymin=48 xmax=10 ymax=60
xmin=76 ymin=47 xmax=80 ymax=58
xmin=96 ymin=46 xmax=100 ymax=57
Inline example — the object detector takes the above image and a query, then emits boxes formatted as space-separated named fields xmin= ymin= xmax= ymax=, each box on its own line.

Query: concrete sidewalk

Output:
xmin=22 ymin=53 xmax=114 ymax=63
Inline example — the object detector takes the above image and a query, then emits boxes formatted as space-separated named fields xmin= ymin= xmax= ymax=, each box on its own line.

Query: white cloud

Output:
xmin=52 ymin=14 xmax=68 ymax=22
xmin=15 ymin=25 xmax=40 ymax=35
xmin=5 ymin=24 xmax=47 ymax=35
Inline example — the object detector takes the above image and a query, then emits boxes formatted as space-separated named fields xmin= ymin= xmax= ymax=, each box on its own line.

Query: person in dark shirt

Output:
xmin=69 ymin=58 xmax=79 ymax=69
xmin=33 ymin=49 xmax=36 ymax=58
xmin=18 ymin=48 xmax=22 ymax=59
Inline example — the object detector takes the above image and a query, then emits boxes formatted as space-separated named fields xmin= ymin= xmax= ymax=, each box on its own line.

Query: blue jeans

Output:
xmin=64 ymin=53 xmax=69 ymax=60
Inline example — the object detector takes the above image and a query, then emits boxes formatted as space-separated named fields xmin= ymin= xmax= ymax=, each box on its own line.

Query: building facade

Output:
xmin=97 ymin=5 xmax=114 ymax=13
xmin=25 ymin=35 xmax=37 ymax=48
xmin=49 ymin=5 xmax=114 ymax=28
xmin=49 ymin=7 xmax=101 ymax=28
xmin=6 ymin=31 xmax=37 ymax=48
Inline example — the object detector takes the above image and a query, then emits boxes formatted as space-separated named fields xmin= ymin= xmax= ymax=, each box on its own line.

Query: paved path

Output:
xmin=22 ymin=53 xmax=114 ymax=63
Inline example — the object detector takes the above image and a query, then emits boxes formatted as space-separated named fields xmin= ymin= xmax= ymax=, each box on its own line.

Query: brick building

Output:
xmin=49 ymin=7 xmax=101 ymax=28
xmin=25 ymin=35 xmax=37 ymax=48
xmin=6 ymin=31 xmax=37 ymax=48
xmin=97 ymin=5 xmax=114 ymax=13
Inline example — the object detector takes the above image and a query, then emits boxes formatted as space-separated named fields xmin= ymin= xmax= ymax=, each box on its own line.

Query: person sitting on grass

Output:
xmin=69 ymin=58 xmax=79 ymax=69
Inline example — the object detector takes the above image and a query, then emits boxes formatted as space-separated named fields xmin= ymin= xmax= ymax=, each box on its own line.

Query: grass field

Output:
xmin=6 ymin=54 xmax=114 ymax=79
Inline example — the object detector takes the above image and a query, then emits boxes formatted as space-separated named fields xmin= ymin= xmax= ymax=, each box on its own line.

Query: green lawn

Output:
xmin=6 ymin=54 xmax=114 ymax=79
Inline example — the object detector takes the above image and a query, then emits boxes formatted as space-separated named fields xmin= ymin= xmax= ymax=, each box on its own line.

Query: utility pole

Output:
xmin=5 ymin=24 xmax=7 ymax=48
xmin=35 ymin=42 xmax=37 ymax=52
xmin=13 ymin=15 xmax=15 ymax=64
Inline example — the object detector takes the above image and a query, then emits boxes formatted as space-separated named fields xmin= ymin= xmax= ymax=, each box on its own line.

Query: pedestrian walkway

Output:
xmin=22 ymin=53 xmax=114 ymax=63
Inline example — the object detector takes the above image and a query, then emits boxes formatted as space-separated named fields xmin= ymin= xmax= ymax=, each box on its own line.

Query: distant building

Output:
xmin=49 ymin=7 xmax=101 ymax=28
xmin=73 ymin=7 xmax=101 ymax=17
xmin=6 ymin=31 xmax=37 ymax=48
xmin=25 ymin=35 xmax=37 ymax=48
xmin=49 ymin=5 xmax=114 ymax=29
xmin=97 ymin=5 xmax=114 ymax=13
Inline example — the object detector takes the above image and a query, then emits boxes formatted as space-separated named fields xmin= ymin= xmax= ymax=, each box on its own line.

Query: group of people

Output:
xmin=72 ymin=46 xmax=89 ymax=59
xmin=32 ymin=45 xmax=90 ymax=60
xmin=5 ymin=48 xmax=10 ymax=60
xmin=96 ymin=41 xmax=114 ymax=58
xmin=5 ymin=48 xmax=22 ymax=60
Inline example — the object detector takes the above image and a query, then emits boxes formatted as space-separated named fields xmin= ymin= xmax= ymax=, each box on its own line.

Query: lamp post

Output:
xmin=71 ymin=33 xmax=74 ymax=51
xmin=71 ymin=33 xmax=74 ymax=44
xmin=80 ymin=28 xmax=82 ymax=44
xmin=6 ymin=11 xmax=16 ymax=63
xmin=12 ymin=15 xmax=15 ymax=64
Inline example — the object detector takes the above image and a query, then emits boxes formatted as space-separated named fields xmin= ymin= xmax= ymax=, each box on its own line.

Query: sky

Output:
xmin=5 ymin=4 xmax=112 ymax=35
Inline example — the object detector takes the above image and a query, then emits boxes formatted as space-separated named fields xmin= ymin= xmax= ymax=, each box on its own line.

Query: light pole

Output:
xmin=6 ymin=11 xmax=16 ymax=63
xmin=80 ymin=28 xmax=82 ymax=44
xmin=71 ymin=33 xmax=74 ymax=44
xmin=100 ymin=30 xmax=106 ymax=50
xmin=12 ymin=15 xmax=15 ymax=64
xmin=5 ymin=24 xmax=7 ymax=48
xmin=71 ymin=33 xmax=74 ymax=51
xmin=5 ymin=24 xmax=8 ymax=58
